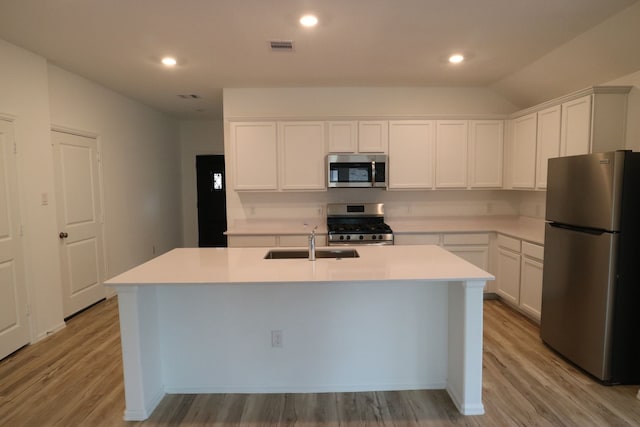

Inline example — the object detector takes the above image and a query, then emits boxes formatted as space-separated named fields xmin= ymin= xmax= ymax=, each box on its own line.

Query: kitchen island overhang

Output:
xmin=106 ymin=245 xmax=493 ymax=421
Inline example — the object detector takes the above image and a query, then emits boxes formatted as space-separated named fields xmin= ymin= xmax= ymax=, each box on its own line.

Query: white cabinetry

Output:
xmin=510 ymin=113 xmax=537 ymax=189
xmin=278 ymin=122 xmax=326 ymax=191
xmin=560 ymin=95 xmax=591 ymax=157
xmin=495 ymin=234 xmax=544 ymax=322
xmin=395 ymin=232 xmax=491 ymax=291
xmin=228 ymin=234 xmax=327 ymax=248
xmin=535 ymin=105 xmax=562 ymax=189
xmin=327 ymin=120 xmax=388 ymax=153
xmin=442 ymin=233 xmax=490 ymax=272
xmin=230 ymin=122 xmax=278 ymax=191
xmin=358 ymin=121 xmax=388 ymax=153
xmin=327 ymin=121 xmax=357 ymax=153
xmin=520 ymin=242 xmax=544 ymax=321
xmin=468 ymin=120 xmax=504 ymax=188
xmin=230 ymin=121 xmax=325 ymax=191
xmin=496 ymin=235 xmax=521 ymax=305
xmin=388 ymin=120 xmax=435 ymax=189
xmin=435 ymin=120 xmax=468 ymax=188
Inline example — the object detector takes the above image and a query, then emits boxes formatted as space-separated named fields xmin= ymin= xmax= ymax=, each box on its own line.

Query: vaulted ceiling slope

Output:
xmin=0 ymin=0 xmax=638 ymax=119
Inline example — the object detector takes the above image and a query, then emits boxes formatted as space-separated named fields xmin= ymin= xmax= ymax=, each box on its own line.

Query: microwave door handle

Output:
xmin=371 ymin=161 xmax=376 ymax=187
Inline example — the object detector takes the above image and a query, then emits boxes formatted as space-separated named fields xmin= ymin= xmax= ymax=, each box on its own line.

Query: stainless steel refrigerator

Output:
xmin=541 ymin=150 xmax=640 ymax=384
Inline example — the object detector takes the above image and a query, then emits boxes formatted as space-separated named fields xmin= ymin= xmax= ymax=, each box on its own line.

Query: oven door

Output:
xmin=327 ymin=155 xmax=387 ymax=188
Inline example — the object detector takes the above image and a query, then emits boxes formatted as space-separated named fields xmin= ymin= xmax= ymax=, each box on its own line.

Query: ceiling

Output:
xmin=0 ymin=0 xmax=638 ymax=119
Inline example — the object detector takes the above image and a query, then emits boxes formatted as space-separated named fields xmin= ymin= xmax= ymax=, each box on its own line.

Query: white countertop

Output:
xmin=226 ymin=216 xmax=545 ymax=245
xmin=105 ymin=245 xmax=494 ymax=286
xmin=388 ymin=216 xmax=545 ymax=245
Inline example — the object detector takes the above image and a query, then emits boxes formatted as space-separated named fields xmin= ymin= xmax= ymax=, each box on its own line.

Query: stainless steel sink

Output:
xmin=264 ymin=249 xmax=360 ymax=259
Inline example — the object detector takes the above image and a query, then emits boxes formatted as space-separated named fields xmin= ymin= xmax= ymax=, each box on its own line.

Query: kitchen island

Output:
xmin=106 ymin=245 xmax=493 ymax=421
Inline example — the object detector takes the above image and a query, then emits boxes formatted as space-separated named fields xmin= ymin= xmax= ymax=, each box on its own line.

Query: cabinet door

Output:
xmin=394 ymin=234 xmax=441 ymax=245
xmin=435 ymin=120 xmax=468 ymax=188
xmin=561 ymin=95 xmax=592 ymax=157
xmin=536 ymin=106 xmax=561 ymax=189
xmin=445 ymin=246 xmax=489 ymax=271
xmin=468 ymin=120 xmax=503 ymax=188
xmin=278 ymin=122 xmax=326 ymax=190
xmin=496 ymin=247 xmax=521 ymax=305
xmin=231 ymin=122 xmax=278 ymax=190
xmin=520 ymin=255 xmax=543 ymax=321
xmin=328 ymin=121 xmax=357 ymax=153
xmin=510 ymin=113 xmax=537 ymax=189
xmin=388 ymin=120 xmax=435 ymax=189
xmin=358 ymin=121 xmax=388 ymax=153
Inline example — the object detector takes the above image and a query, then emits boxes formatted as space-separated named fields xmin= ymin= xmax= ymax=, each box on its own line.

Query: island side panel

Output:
xmin=115 ymin=286 xmax=165 ymax=421
xmin=446 ymin=280 xmax=486 ymax=415
xmin=155 ymin=281 xmax=449 ymax=393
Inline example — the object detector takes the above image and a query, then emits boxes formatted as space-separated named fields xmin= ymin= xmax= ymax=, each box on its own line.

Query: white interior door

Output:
xmin=0 ymin=120 xmax=29 ymax=360
xmin=52 ymin=130 xmax=105 ymax=318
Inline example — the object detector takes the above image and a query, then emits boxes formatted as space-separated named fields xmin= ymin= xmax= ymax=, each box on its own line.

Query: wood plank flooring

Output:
xmin=1 ymin=297 xmax=639 ymax=426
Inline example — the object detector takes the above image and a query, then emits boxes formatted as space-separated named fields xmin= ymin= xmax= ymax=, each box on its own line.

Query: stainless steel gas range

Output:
xmin=327 ymin=203 xmax=394 ymax=245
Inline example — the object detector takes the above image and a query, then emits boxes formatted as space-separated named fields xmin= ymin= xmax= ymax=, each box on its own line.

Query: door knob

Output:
xmin=59 ymin=232 xmax=68 ymax=239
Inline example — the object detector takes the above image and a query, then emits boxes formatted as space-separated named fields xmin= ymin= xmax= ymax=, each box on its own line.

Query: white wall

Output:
xmin=606 ymin=69 xmax=640 ymax=152
xmin=0 ymin=39 xmax=64 ymax=340
xmin=224 ymin=87 xmax=518 ymax=119
xmin=179 ymin=120 xmax=224 ymax=247
xmin=492 ymin=2 xmax=640 ymax=108
xmin=47 ymin=65 xmax=183 ymax=280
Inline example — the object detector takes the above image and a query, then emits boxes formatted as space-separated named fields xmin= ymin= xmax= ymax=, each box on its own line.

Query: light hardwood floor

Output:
xmin=1 ymin=297 xmax=639 ymax=426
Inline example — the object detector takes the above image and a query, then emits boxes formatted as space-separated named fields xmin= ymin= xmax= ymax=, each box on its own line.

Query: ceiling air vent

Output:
xmin=269 ymin=40 xmax=295 ymax=52
xmin=177 ymin=94 xmax=201 ymax=99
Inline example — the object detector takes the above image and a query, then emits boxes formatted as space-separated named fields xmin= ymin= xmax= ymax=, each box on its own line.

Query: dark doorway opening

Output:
xmin=196 ymin=155 xmax=228 ymax=247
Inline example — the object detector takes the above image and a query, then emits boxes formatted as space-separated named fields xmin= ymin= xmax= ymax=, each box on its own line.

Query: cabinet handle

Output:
xmin=59 ymin=232 xmax=68 ymax=239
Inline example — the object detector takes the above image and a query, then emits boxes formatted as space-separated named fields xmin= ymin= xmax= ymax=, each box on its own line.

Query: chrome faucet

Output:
xmin=308 ymin=225 xmax=318 ymax=261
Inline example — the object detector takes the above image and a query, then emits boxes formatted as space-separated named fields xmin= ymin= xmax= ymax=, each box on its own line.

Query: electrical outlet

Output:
xmin=271 ymin=330 xmax=283 ymax=348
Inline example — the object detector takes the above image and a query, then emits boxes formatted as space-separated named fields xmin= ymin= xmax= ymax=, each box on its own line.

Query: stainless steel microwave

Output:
xmin=327 ymin=154 xmax=387 ymax=188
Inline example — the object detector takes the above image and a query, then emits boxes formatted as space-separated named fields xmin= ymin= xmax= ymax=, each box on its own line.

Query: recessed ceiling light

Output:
xmin=161 ymin=57 xmax=177 ymax=66
xmin=449 ymin=54 xmax=464 ymax=64
xmin=299 ymin=14 xmax=318 ymax=27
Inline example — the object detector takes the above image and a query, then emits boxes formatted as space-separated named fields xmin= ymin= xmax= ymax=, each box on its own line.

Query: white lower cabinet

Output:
xmin=228 ymin=234 xmax=327 ymax=248
xmin=396 ymin=232 xmax=491 ymax=290
xmin=519 ymin=242 xmax=544 ymax=320
xmin=495 ymin=234 xmax=544 ymax=322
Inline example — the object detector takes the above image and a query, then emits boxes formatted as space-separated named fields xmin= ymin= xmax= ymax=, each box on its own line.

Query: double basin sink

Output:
xmin=264 ymin=248 xmax=359 ymax=259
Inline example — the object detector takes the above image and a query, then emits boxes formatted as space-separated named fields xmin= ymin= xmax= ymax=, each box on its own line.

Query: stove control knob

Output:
xmin=372 ymin=235 xmax=377 ymax=240
xmin=339 ymin=235 xmax=344 ymax=240
xmin=359 ymin=235 xmax=364 ymax=240
xmin=346 ymin=235 xmax=351 ymax=240
xmin=379 ymin=235 xmax=384 ymax=240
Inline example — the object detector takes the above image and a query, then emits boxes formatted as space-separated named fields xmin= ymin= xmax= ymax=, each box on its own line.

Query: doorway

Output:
xmin=196 ymin=155 xmax=227 ymax=247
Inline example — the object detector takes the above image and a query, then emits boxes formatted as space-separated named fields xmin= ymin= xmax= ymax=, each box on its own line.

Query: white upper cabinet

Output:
xmin=435 ymin=120 xmax=468 ymax=188
xmin=358 ymin=121 xmax=388 ymax=153
xmin=535 ymin=105 xmax=562 ymax=189
xmin=468 ymin=120 xmax=504 ymax=188
xmin=327 ymin=121 xmax=358 ymax=153
xmin=230 ymin=122 xmax=278 ymax=191
xmin=510 ymin=113 xmax=537 ymax=189
xmin=560 ymin=95 xmax=592 ymax=157
xmin=388 ymin=120 xmax=435 ymax=189
xmin=278 ymin=121 xmax=326 ymax=191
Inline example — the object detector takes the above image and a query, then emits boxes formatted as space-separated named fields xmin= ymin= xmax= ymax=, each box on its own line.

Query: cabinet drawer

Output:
xmin=522 ymin=241 xmax=544 ymax=260
xmin=497 ymin=234 xmax=521 ymax=252
xmin=442 ymin=233 xmax=489 ymax=245
xmin=279 ymin=235 xmax=327 ymax=247
xmin=394 ymin=233 xmax=441 ymax=245
xmin=228 ymin=235 xmax=277 ymax=248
